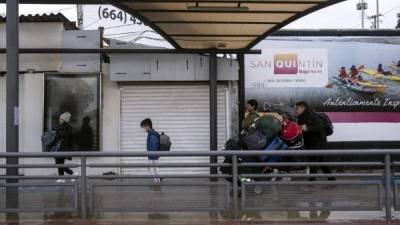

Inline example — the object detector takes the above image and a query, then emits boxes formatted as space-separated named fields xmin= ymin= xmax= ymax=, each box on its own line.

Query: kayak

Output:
xmin=331 ymin=77 xmax=377 ymax=94
xmin=357 ymin=81 xmax=386 ymax=93
xmin=360 ymin=68 xmax=400 ymax=82
xmin=388 ymin=64 xmax=400 ymax=70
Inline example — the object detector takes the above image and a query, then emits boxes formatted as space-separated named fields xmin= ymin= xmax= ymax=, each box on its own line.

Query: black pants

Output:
xmin=55 ymin=157 xmax=73 ymax=176
xmin=308 ymin=156 xmax=335 ymax=181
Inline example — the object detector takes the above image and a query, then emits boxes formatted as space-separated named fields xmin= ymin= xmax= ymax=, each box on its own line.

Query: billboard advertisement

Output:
xmin=247 ymin=49 xmax=328 ymax=88
xmin=246 ymin=37 xmax=400 ymax=141
xmin=79 ymin=4 xmax=171 ymax=48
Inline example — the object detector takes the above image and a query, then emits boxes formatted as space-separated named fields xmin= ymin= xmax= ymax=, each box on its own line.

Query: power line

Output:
xmin=103 ymin=23 xmax=140 ymax=30
xmin=104 ymin=30 xmax=157 ymax=37
xmin=129 ymin=36 xmax=167 ymax=43
xmin=351 ymin=2 xmax=400 ymax=28
xmin=105 ymin=32 xmax=143 ymax=39
xmin=381 ymin=3 xmax=400 ymax=15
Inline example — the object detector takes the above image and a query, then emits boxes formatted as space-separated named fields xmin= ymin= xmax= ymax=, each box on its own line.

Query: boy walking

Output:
xmin=140 ymin=118 xmax=161 ymax=183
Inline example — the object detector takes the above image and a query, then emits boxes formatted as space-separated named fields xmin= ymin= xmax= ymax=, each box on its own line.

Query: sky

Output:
xmin=0 ymin=0 xmax=399 ymax=29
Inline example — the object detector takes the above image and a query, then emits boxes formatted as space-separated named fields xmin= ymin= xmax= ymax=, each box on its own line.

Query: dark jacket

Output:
xmin=297 ymin=108 xmax=327 ymax=150
xmin=50 ymin=122 xmax=74 ymax=153
xmin=147 ymin=128 xmax=160 ymax=160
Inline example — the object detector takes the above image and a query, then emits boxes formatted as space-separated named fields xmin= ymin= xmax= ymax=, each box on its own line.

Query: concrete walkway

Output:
xmin=1 ymin=220 xmax=399 ymax=225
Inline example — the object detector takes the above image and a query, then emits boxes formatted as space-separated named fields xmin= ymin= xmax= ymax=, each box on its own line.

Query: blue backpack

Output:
xmin=258 ymin=136 xmax=288 ymax=162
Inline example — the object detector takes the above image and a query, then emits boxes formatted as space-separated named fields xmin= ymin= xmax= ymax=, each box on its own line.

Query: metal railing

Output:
xmin=0 ymin=149 xmax=399 ymax=221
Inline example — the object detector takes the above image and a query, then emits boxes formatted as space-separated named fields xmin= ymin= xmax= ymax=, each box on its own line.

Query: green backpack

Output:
xmin=255 ymin=115 xmax=282 ymax=139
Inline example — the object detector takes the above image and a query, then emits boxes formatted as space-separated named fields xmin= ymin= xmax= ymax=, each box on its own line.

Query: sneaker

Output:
xmin=70 ymin=172 xmax=79 ymax=182
xmin=56 ymin=179 xmax=66 ymax=183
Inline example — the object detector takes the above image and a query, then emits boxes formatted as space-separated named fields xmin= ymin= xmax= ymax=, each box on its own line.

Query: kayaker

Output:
xmin=350 ymin=65 xmax=359 ymax=79
xmin=338 ymin=67 xmax=348 ymax=81
xmin=377 ymin=64 xmax=392 ymax=76
xmin=349 ymin=65 xmax=361 ymax=85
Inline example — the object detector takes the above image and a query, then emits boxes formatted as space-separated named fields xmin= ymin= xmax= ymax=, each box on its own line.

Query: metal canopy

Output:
xmin=113 ymin=0 xmax=346 ymax=50
xmin=7 ymin=0 xmax=347 ymax=51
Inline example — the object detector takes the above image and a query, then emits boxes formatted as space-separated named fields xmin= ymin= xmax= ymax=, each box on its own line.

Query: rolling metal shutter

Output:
xmin=120 ymin=84 xmax=228 ymax=174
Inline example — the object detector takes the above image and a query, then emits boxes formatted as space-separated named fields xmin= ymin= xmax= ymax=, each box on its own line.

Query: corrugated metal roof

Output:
xmin=0 ymin=13 xmax=77 ymax=30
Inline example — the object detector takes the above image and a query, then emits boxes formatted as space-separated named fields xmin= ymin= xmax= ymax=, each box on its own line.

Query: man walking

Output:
xmin=140 ymin=118 xmax=161 ymax=183
xmin=294 ymin=102 xmax=335 ymax=181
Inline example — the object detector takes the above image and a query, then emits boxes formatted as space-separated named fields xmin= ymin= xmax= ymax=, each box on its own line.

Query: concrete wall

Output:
xmin=0 ymin=23 xmax=64 ymax=72
xmin=0 ymin=23 xmax=100 ymax=73
xmin=0 ymin=73 xmax=45 ymax=174
xmin=109 ymin=40 xmax=239 ymax=82
xmin=0 ymin=75 xmax=5 ymax=168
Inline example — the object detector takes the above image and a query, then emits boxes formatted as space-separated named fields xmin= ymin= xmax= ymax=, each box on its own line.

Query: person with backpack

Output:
xmin=294 ymin=102 xmax=335 ymax=181
xmin=241 ymin=99 xmax=260 ymax=130
xmin=48 ymin=112 xmax=77 ymax=182
xmin=140 ymin=118 xmax=161 ymax=183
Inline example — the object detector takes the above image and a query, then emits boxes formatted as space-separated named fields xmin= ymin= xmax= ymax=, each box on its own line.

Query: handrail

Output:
xmin=0 ymin=164 xmax=80 ymax=168
xmin=0 ymin=149 xmax=398 ymax=221
xmin=242 ymin=173 xmax=383 ymax=178
xmin=0 ymin=149 xmax=400 ymax=158
xmin=239 ymin=162 xmax=385 ymax=167
xmin=88 ymin=162 xmax=231 ymax=168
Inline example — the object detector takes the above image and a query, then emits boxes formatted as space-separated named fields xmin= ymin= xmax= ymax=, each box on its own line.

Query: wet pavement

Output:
xmin=1 ymin=211 xmax=399 ymax=225
xmin=0 ymin=220 xmax=399 ymax=225
xmin=1 ymin=179 xmax=400 ymax=224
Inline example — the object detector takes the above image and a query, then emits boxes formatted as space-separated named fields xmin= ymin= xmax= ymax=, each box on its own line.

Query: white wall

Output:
xmin=0 ymin=23 xmax=64 ymax=71
xmin=109 ymin=41 xmax=239 ymax=81
xmin=0 ymin=76 xmax=5 ymax=172
xmin=101 ymin=64 xmax=120 ymax=152
xmin=18 ymin=73 xmax=48 ymax=174
xmin=0 ymin=74 xmax=43 ymax=153
xmin=329 ymin=123 xmax=400 ymax=142
xmin=62 ymin=30 xmax=101 ymax=73
xmin=0 ymin=73 xmax=45 ymax=175
xmin=0 ymin=76 xmax=5 ymax=154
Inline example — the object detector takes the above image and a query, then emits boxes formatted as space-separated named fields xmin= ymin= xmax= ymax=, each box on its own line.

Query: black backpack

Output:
xmin=159 ymin=132 xmax=171 ymax=151
xmin=242 ymin=127 xmax=267 ymax=150
xmin=317 ymin=112 xmax=334 ymax=136
xmin=224 ymin=138 xmax=242 ymax=150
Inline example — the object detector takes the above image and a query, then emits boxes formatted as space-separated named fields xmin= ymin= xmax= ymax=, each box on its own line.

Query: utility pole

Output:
xmin=357 ymin=0 xmax=368 ymax=29
xmin=77 ymin=4 xmax=84 ymax=30
xmin=368 ymin=0 xmax=383 ymax=29
xmin=376 ymin=0 xmax=380 ymax=29
xmin=396 ymin=13 xmax=400 ymax=29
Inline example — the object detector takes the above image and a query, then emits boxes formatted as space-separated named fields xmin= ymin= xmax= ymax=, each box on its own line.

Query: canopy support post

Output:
xmin=210 ymin=51 xmax=218 ymax=175
xmin=6 ymin=0 xmax=20 ymax=221
xmin=238 ymin=53 xmax=245 ymax=135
